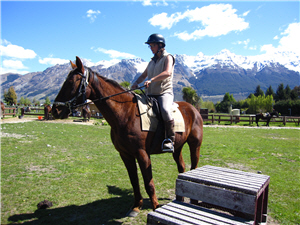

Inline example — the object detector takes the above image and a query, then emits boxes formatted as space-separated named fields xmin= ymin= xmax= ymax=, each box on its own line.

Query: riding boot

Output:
xmin=162 ymin=119 xmax=175 ymax=153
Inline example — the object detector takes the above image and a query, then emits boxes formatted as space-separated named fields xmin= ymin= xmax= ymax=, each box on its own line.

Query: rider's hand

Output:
xmin=144 ymin=80 xmax=152 ymax=88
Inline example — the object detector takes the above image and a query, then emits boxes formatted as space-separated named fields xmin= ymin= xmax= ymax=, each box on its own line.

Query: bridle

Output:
xmin=53 ymin=67 xmax=147 ymax=115
xmin=53 ymin=68 xmax=90 ymax=115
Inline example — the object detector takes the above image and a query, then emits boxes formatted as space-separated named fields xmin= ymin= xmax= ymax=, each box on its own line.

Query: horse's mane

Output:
xmin=87 ymin=67 xmax=128 ymax=92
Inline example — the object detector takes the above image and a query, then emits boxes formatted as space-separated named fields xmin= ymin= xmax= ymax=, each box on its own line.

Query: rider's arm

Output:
xmin=132 ymin=66 xmax=148 ymax=88
xmin=144 ymin=55 xmax=173 ymax=87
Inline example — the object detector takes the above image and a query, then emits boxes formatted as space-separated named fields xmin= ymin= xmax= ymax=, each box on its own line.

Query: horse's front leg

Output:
xmin=136 ymin=149 xmax=159 ymax=210
xmin=120 ymin=153 xmax=143 ymax=217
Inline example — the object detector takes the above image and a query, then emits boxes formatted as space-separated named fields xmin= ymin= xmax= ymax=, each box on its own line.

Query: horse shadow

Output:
xmin=7 ymin=185 xmax=171 ymax=225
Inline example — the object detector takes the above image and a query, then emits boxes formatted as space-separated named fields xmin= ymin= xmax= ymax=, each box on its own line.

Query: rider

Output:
xmin=131 ymin=34 xmax=175 ymax=152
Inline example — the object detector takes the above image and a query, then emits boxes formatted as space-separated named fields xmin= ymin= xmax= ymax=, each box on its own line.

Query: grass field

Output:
xmin=1 ymin=119 xmax=299 ymax=224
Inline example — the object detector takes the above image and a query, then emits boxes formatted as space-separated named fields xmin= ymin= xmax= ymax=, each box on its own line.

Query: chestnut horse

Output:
xmin=44 ymin=104 xmax=52 ymax=120
xmin=1 ymin=101 xmax=5 ymax=118
xmin=52 ymin=57 xmax=203 ymax=216
xmin=256 ymin=111 xmax=279 ymax=126
xmin=82 ymin=105 xmax=91 ymax=122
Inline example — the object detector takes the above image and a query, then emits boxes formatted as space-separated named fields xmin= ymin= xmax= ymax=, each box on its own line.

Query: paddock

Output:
xmin=1 ymin=119 xmax=299 ymax=224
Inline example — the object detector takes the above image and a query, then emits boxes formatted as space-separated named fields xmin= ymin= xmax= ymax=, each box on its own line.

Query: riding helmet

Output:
xmin=145 ymin=34 xmax=165 ymax=47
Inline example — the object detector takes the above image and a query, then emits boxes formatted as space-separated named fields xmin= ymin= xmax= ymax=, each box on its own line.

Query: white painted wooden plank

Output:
xmin=147 ymin=211 xmax=193 ymax=225
xmin=177 ymin=174 xmax=260 ymax=194
xmin=189 ymin=168 xmax=269 ymax=182
xmin=176 ymin=179 xmax=256 ymax=215
xmin=166 ymin=201 xmax=253 ymax=225
xmin=154 ymin=207 xmax=213 ymax=225
xmin=200 ymin=165 xmax=269 ymax=179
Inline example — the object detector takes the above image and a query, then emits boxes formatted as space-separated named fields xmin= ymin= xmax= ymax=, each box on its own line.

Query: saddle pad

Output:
xmin=136 ymin=94 xmax=185 ymax=132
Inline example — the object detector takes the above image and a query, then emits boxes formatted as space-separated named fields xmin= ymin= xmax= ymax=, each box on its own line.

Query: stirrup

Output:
xmin=162 ymin=138 xmax=174 ymax=153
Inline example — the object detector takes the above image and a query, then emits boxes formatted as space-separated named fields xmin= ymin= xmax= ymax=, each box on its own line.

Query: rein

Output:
xmin=54 ymin=67 xmax=147 ymax=112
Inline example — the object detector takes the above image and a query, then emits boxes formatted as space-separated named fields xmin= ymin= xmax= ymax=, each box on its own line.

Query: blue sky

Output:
xmin=1 ymin=0 xmax=299 ymax=75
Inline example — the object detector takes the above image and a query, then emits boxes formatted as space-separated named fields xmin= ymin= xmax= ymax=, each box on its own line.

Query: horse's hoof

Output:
xmin=126 ymin=209 xmax=139 ymax=217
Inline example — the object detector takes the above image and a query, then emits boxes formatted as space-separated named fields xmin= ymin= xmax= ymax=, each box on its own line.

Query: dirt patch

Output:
xmin=1 ymin=132 xmax=27 ymax=139
xmin=1 ymin=117 xmax=99 ymax=125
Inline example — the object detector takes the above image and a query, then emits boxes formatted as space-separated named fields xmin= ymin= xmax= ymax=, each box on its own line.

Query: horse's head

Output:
xmin=52 ymin=56 xmax=89 ymax=119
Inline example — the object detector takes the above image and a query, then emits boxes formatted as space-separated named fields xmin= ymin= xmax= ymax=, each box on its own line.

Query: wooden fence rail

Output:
xmin=1 ymin=107 xmax=17 ymax=118
xmin=201 ymin=114 xmax=300 ymax=126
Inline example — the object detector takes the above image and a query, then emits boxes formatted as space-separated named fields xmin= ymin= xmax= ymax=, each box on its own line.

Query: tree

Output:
xmin=45 ymin=96 xmax=51 ymax=105
xmin=290 ymin=86 xmax=299 ymax=100
xmin=19 ymin=97 xmax=25 ymax=105
xmin=254 ymin=85 xmax=264 ymax=97
xmin=3 ymin=86 xmax=17 ymax=105
xmin=182 ymin=86 xmax=201 ymax=106
xmin=274 ymin=83 xmax=286 ymax=102
xmin=24 ymin=98 xmax=31 ymax=106
xmin=215 ymin=92 xmax=236 ymax=113
xmin=120 ymin=81 xmax=131 ymax=90
xmin=265 ymin=85 xmax=275 ymax=98
xmin=285 ymin=85 xmax=292 ymax=99
xmin=246 ymin=94 xmax=274 ymax=114
xmin=222 ymin=92 xmax=236 ymax=102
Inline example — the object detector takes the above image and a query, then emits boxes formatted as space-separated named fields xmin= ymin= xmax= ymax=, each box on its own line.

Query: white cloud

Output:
xmin=3 ymin=60 xmax=27 ymax=69
xmin=261 ymin=22 xmax=300 ymax=55
xmin=149 ymin=4 xmax=249 ymax=40
xmin=142 ymin=0 xmax=168 ymax=7
xmin=0 ymin=60 xmax=30 ymax=75
xmin=39 ymin=57 xmax=69 ymax=65
xmin=0 ymin=42 xmax=37 ymax=59
xmin=149 ymin=12 xmax=184 ymax=29
xmin=142 ymin=0 xmax=152 ymax=6
xmin=0 ymin=67 xmax=29 ymax=75
xmin=86 ymin=9 xmax=101 ymax=23
xmin=93 ymin=47 xmax=136 ymax=59
xmin=242 ymin=10 xmax=250 ymax=17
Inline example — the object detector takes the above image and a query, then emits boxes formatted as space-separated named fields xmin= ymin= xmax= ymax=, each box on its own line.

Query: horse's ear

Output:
xmin=75 ymin=56 xmax=85 ymax=74
xmin=70 ymin=60 xmax=77 ymax=69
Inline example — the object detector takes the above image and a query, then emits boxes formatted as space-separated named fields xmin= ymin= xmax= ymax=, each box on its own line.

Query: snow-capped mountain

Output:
xmin=1 ymin=50 xmax=299 ymax=102
xmin=176 ymin=49 xmax=300 ymax=74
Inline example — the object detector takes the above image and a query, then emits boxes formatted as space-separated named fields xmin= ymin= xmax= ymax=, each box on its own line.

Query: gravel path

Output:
xmin=1 ymin=117 xmax=299 ymax=129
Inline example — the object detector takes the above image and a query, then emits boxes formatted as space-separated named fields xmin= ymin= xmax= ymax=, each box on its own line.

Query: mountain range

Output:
xmin=1 ymin=49 xmax=299 ymax=103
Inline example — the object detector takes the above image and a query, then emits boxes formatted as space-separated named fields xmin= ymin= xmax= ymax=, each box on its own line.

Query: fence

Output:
xmin=201 ymin=114 xmax=300 ymax=126
xmin=22 ymin=107 xmax=103 ymax=119
xmin=1 ymin=107 xmax=17 ymax=118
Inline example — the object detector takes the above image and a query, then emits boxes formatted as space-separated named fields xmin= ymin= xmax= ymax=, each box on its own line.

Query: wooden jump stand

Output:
xmin=147 ymin=165 xmax=270 ymax=225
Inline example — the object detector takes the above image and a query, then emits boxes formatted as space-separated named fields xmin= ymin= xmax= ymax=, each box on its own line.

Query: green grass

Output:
xmin=1 ymin=120 xmax=299 ymax=224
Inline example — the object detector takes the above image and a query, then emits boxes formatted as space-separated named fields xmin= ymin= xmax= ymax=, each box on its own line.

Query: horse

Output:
xmin=255 ymin=111 xmax=279 ymax=126
xmin=1 ymin=101 xmax=5 ymax=118
xmin=82 ymin=105 xmax=91 ymax=122
xmin=44 ymin=104 xmax=52 ymax=120
xmin=52 ymin=56 xmax=203 ymax=216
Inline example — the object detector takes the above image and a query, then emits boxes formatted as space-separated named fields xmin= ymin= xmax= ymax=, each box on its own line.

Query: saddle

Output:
xmin=135 ymin=93 xmax=185 ymax=132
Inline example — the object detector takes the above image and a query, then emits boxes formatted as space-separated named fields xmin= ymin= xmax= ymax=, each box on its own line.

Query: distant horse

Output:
xmin=82 ymin=105 xmax=91 ymax=122
xmin=256 ymin=111 xmax=279 ymax=126
xmin=1 ymin=101 xmax=5 ymax=118
xmin=44 ymin=104 xmax=52 ymax=120
xmin=52 ymin=57 xmax=203 ymax=216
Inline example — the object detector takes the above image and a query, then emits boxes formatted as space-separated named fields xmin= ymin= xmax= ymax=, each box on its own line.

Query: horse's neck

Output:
xmin=91 ymin=75 xmax=134 ymax=127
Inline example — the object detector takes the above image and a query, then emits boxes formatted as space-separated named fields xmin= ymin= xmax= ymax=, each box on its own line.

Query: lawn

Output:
xmin=1 ymin=119 xmax=299 ymax=224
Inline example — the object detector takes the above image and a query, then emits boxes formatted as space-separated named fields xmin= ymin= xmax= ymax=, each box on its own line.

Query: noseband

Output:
xmin=53 ymin=69 xmax=90 ymax=115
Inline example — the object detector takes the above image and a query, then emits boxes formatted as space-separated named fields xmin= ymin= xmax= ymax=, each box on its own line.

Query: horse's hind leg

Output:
xmin=120 ymin=153 xmax=143 ymax=217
